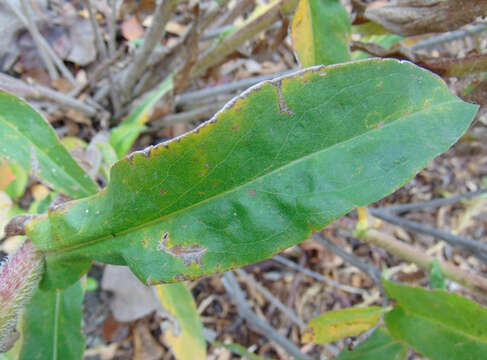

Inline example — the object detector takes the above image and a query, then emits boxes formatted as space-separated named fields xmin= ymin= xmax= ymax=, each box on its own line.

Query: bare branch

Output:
xmin=312 ymin=234 xmax=382 ymax=285
xmin=369 ymin=208 xmax=487 ymax=263
xmin=379 ymin=189 xmax=487 ymax=214
xmin=221 ymin=272 xmax=313 ymax=360
xmin=234 ymin=268 xmax=306 ymax=330
xmin=358 ymin=228 xmax=487 ymax=296
xmin=273 ymin=255 xmax=369 ymax=296
xmin=121 ymin=0 xmax=181 ymax=99
xmin=190 ymin=0 xmax=298 ymax=77
xmin=11 ymin=0 xmax=76 ymax=83
xmin=0 ymin=73 xmax=97 ymax=117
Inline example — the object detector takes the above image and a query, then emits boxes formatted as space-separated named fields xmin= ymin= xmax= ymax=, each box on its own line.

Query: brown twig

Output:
xmin=369 ymin=208 xmax=487 ymax=263
xmin=313 ymin=234 xmax=382 ymax=285
xmin=221 ymin=272 xmax=313 ymax=360
xmin=108 ymin=0 xmax=118 ymax=57
xmin=0 ymin=73 xmax=97 ymax=117
xmin=12 ymin=0 xmax=75 ymax=83
xmin=234 ymin=268 xmax=305 ymax=329
xmin=273 ymin=255 xmax=368 ymax=296
xmin=150 ymin=102 xmax=226 ymax=130
xmin=70 ymin=44 xmax=127 ymax=98
xmin=12 ymin=0 xmax=57 ymax=80
xmin=83 ymin=0 xmax=120 ymax=119
xmin=120 ymin=0 xmax=180 ymax=100
xmin=357 ymin=228 xmax=487 ymax=295
xmin=378 ymin=189 xmax=487 ymax=214
xmin=190 ymin=0 xmax=298 ymax=77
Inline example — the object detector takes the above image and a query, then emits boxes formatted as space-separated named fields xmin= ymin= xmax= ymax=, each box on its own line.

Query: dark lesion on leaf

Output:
xmin=157 ymin=231 xmax=207 ymax=267
xmin=271 ymin=80 xmax=295 ymax=116
xmin=5 ymin=214 xmax=38 ymax=237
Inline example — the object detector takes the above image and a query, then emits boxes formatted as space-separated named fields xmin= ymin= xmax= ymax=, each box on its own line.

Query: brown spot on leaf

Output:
xmin=5 ymin=214 xmax=38 ymax=236
xmin=248 ymin=189 xmax=257 ymax=196
xmin=271 ymin=80 xmax=294 ymax=116
xmin=376 ymin=81 xmax=383 ymax=89
xmin=231 ymin=124 xmax=240 ymax=131
xmin=160 ymin=189 xmax=167 ymax=195
xmin=157 ymin=232 xmax=207 ymax=267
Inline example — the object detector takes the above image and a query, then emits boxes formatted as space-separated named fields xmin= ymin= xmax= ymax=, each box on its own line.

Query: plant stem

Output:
xmin=0 ymin=241 xmax=44 ymax=352
xmin=358 ymin=228 xmax=487 ymax=295
xmin=234 ymin=268 xmax=306 ymax=329
xmin=379 ymin=189 xmax=487 ymax=214
xmin=312 ymin=234 xmax=382 ymax=285
xmin=190 ymin=0 xmax=298 ymax=77
xmin=0 ymin=73 xmax=97 ymax=117
xmin=221 ymin=272 xmax=313 ymax=360
xmin=121 ymin=0 xmax=180 ymax=99
xmin=369 ymin=208 xmax=487 ymax=262
xmin=273 ymin=255 xmax=368 ymax=296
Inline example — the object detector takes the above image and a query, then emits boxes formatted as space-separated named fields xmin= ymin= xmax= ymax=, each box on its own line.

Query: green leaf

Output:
xmin=3 ymin=162 xmax=28 ymax=199
xmin=26 ymin=59 xmax=477 ymax=290
xmin=303 ymin=306 xmax=390 ymax=343
xmin=213 ymin=342 xmax=274 ymax=360
xmin=19 ymin=281 xmax=85 ymax=360
xmin=110 ymin=75 xmax=174 ymax=158
xmin=351 ymin=34 xmax=404 ymax=60
xmin=155 ymin=283 xmax=206 ymax=360
xmin=291 ymin=0 xmax=351 ymax=66
xmin=0 ymin=92 xmax=98 ymax=199
xmin=429 ymin=259 xmax=446 ymax=290
xmin=335 ymin=327 xmax=407 ymax=360
xmin=384 ymin=280 xmax=487 ymax=360
xmin=27 ymin=192 xmax=57 ymax=215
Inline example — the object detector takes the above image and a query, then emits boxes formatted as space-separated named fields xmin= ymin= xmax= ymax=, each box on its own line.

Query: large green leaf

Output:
xmin=291 ymin=0 xmax=351 ymax=66
xmin=110 ymin=75 xmax=174 ymax=159
xmin=19 ymin=281 xmax=85 ymax=360
xmin=335 ymin=327 xmax=407 ymax=360
xmin=154 ymin=283 xmax=206 ymax=360
xmin=0 ymin=92 xmax=98 ymax=198
xmin=384 ymin=280 xmax=487 ymax=360
xmin=25 ymin=59 xmax=477 ymax=290
xmin=303 ymin=306 xmax=390 ymax=344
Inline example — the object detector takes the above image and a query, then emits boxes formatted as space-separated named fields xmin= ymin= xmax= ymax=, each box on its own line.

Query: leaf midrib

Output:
xmin=52 ymin=292 xmax=61 ymax=360
xmin=47 ymin=98 xmax=460 ymax=255
xmin=0 ymin=117 xmax=94 ymax=198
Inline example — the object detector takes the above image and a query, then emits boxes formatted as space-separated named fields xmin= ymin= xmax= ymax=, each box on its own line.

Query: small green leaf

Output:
xmin=155 ymin=283 xmax=206 ymax=360
xmin=0 ymin=92 xmax=98 ymax=198
xmin=19 ymin=281 xmax=85 ymax=360
xmin=335 ymin=327 xmax=407 ymax=360
xmin=85 ymin=277 xmax=98 ymax=292
xmin=429 ymin=259 xmax=446 ymax=290
xmin=213 ymin=342 xmax=274 ymax=360
xmin=384 ymin=280 xmax=487 ymax=360
xmin=110 ymin=75 xmax=174 ymax=158
xmin=303 ymin=306 xmax=390 ymax=344
xmin=291 ymin=0 xmax=351 ymax=66
xmin=26 ymin=59 xmax=477 ymax=290
xmin=351 ymin=34 xmax=403 ymax=60
xmin=3 ymin=162 xmax=28 ymax=199
xmin=27 ymin=192 xmax=57 ymax=215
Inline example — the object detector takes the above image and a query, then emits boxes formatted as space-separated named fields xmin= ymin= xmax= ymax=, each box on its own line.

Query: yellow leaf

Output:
xmin=155 ymin=283 xmax=206 ymax=360
xmin=303 ymin=306 xmax=391 ymax=343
